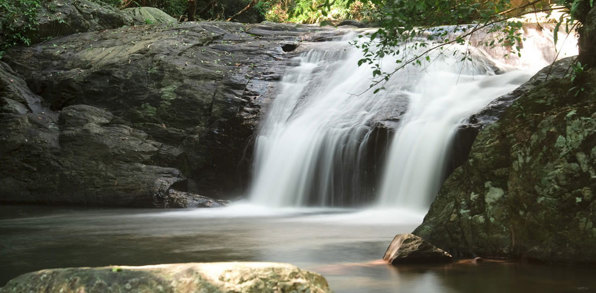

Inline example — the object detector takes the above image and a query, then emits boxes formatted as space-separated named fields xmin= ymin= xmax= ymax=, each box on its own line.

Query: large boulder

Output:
xmin=1 ymin=0 xmax=180 ymax=49
xmin=2 ymin=21 xmax=343 ymax=204
xmin=413 ymin=60 xmax=596 ymax=262
xmin=445 ymin=57 xmax=578 ymax=180
xmin=26 ymin=0 xmax=134 ymax=43
xmin=0 ymin=262 xmax=331 ymax=293
xmin=0 ymin=61 xmax=224 ymax=207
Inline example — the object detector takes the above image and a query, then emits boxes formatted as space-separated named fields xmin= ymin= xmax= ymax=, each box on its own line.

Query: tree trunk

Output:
xmin=578 ymin=6 xmax=596 ymax=67
xmin=187 ymin=0 xmax=197 ymax=21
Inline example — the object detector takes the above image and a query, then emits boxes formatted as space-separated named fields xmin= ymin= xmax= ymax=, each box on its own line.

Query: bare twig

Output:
xmin=227 ymin=0 xmax=258 ymax=21
xmin=360 ymin=5 xmax=571 ymax=94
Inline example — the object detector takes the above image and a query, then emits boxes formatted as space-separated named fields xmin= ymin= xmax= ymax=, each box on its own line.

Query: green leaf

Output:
xmin=553 ymin=16 xmax=563 ymax=45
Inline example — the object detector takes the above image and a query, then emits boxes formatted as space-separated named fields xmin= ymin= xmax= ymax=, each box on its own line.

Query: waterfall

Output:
xmin=249 ymin=27 xmax=577 ymax=208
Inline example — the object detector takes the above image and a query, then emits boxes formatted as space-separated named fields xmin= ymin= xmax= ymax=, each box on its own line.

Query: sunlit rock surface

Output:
xmin=0 ymin=262 xmax=331 ymax=293
xmin=414 ymin=58 xmax=596 ymax=263
xmin=384 ymin=234 xmax=453 ymax=265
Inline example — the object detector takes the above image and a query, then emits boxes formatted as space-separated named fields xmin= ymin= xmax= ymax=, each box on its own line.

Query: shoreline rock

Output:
xmin=413 ymin=59 xmax=596 ymax=263
xmin=0 ymin=262 xmax=331 ymax=293
xmin=384 ymin=234 xmax=453 ymax=265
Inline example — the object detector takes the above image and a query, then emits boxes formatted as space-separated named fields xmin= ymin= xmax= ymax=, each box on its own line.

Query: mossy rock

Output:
xmin=414 ymin=60 xmax=596 ymax=263
xmin=123 ymin=7 xmax=177 ymax=25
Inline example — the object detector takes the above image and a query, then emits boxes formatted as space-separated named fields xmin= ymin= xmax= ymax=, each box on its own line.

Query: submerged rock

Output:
xmin=0 ymin=262 xmax=331 ymax=293
xmin=384 ymin=234 xmax=453 ymax=265
xmin=414 ymin=59 xmax=596 ymax=263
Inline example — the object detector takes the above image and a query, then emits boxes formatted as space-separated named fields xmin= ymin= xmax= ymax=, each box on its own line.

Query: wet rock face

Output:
xmin=0 ymin=79 xmax=184 ymax=207
xmin=0 ymin=262 xmax=331 ymax=293
xmin=384 ymin=234 xmax=453 ymax=265
xmin=414 ymin=59 xmax=596 ymax=263
xmin=2 ymin=13 xmax=344 ymax=205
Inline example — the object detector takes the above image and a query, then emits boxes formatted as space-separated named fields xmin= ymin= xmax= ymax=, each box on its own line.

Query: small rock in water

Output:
xmin=160 ymin=189 xmax=229 ymax=208
xmin=383 ymin=234 xmax=453 ymax=265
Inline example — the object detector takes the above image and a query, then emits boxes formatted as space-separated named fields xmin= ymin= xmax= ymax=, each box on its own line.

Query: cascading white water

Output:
xmin=249 ymin=27 xmax=577 ymax=208
xmin=375 ymin=62 xmax=532 ymax=211
xmin=249 ymin=37 xmax=405 ymax=207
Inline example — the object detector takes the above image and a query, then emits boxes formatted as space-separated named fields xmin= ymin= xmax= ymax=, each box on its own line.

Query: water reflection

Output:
xmin=1 ymin=205 xmax=595 ymax=293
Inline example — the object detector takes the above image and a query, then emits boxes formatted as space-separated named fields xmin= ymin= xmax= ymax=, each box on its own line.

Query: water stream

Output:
xmin=248 ymin=26 xmax=576 ymax=210
xmin=2 ymin=205 xmax=595 ymax=292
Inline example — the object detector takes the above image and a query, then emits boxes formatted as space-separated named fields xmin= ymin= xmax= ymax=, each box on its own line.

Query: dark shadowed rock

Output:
xmin=2 ymin=14 xmax=347 ymax=205
xmin=0 ymin=262 xmax=331 ymax=293
xmin=0 ymin=76 xmax=186 ymax=207
xmin=383 ymin=234 xmax=453 ymax=265
xmin=159 ymin=189 xmax=229 ymax=208
xmin=337 ymin=20 xmax=367 ymax=28
xmin=28 ymin=0 xmax=134 ymax=43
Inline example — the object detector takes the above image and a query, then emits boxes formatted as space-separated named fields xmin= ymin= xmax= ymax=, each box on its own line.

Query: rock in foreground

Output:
xmin=383 ymin=234 xmax=453 ymax=265
xmin=0 ymin=262 xmax=331 ymax=293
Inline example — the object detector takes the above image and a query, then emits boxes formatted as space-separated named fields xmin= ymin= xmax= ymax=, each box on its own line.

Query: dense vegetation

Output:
xmin=0 ymin=0 xmax=40 ymax=57
xmin=1 ymin=0 xmax=593 ymax=80
xmin=88 ymin=0 xmax=373 ymax=23
xmin=351 ymin=0 xmax=593 ymax=91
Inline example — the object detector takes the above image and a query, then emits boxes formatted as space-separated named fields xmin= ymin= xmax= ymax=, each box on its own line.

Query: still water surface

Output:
xmin=1 ymin=204 xmax=595 ymax=292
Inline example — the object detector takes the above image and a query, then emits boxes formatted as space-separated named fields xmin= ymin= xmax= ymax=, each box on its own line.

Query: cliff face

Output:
xmin=0 ymin=1 xmax=344 ymax=206
xmin=414 ymin=59 xmax=596 ymax=262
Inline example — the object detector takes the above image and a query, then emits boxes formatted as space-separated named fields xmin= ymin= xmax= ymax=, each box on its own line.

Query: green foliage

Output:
xmin=351 ymin=0 xmax=592 ymax=92
xmin=92 ymin=0 xmax=188 ymax=19
xmin=254 ymin=0 xmax=374 ymax=23
xmin=0 ymin=0 xmax=41 ymax=56
xmin=569 ymin=61 xmax=586 ymax=95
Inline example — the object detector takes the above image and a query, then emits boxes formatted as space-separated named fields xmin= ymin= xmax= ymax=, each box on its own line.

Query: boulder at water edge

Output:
xmin=413 ymin=59 xmax=596 ymax=263
xmin=0 ymin=262 xmax=331 ymax=293
xmin=383 ymin=234 xmax=453 ymax=265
